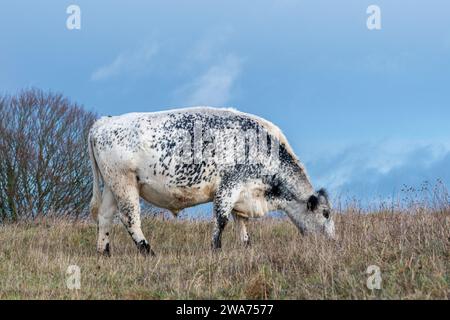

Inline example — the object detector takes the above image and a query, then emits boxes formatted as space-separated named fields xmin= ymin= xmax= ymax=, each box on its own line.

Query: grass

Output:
xmin=0 ymin=210 xmax=448 ymax=299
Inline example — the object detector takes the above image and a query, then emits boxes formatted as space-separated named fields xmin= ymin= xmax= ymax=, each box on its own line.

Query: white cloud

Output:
xmin=91 ymin=43 xmax=158 ymax=81
xmin=173 ymin=27 xmax=242 ymax=107
xmin=186 ymin=26 xmax=233 ymax=64
xmin=307 ymin=139 xmax=450 ymax=198
xmin=180 ymin=53 xmax=242 ymax=106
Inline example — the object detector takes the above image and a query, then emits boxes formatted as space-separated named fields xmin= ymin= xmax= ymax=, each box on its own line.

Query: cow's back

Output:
xmin=89 ymin=107 xmax=296 ymax=212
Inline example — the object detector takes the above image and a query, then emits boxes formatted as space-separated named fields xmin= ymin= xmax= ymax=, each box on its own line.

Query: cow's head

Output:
xmin=285 ymin=188 xmax=336 ymax=240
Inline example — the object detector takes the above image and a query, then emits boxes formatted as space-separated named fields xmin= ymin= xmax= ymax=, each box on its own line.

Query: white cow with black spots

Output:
xmin=88 ymin=107 xmax=335 ymax=256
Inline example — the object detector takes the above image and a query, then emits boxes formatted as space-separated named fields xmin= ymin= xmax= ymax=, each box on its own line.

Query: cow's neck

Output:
xmin=282 ymin=199 xmax=309 ymax=234
xmin=279 ymin=159 xmax=314 ymax=201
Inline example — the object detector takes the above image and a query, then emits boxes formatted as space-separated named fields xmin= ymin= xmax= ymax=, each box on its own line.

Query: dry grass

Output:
xmin=0 ymin=211 xmax=448 ymax=300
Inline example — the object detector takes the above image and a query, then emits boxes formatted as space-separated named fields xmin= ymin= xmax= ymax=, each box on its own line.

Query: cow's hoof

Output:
xmin=98 ymin=243 xmax=111 ymax=257
xmin=211 ymin=242 xmax=222 ymax=252
xmin=137 ymin=240 xmax=155 ymax=257
xmin=102 ymin=251 xmax=111 ymax=257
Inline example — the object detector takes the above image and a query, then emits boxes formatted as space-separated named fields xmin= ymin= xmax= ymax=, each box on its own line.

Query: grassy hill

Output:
xmin=0 ymin=211 xmax=448 ymax=299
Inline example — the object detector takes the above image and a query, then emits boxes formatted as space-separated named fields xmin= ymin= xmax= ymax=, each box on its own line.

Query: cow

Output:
xmin=88 ymin=107 xmax=335 ymax=256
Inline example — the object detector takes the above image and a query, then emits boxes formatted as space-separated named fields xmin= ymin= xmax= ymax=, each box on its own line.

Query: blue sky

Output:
xmin=1 ymin=0 xmax=450 ymax=203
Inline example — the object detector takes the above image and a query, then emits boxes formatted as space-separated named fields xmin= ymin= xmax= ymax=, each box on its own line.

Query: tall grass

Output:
xmin=0 ymin=207 xmax=448 ymax=299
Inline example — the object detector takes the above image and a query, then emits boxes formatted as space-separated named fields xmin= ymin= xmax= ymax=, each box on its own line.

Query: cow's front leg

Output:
xmin=113 ymin=177 xmax=155 ymax=256
xmin=212 ymin=185 xmax=242 ymax=250
xmin=232 ymin=212 xmax=251 ymax=247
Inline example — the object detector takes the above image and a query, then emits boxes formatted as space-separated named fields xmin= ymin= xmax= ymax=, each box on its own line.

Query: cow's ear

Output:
xmin=307 ymin=194 xmax=319 ymax=211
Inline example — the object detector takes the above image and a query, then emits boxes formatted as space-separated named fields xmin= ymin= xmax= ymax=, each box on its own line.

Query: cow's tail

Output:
xmin=88 ymin=132 xmax=102 ymax=222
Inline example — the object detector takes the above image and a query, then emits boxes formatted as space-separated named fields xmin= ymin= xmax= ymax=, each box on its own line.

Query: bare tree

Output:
xmin=0 ymin=88 xmax=97 ymax=221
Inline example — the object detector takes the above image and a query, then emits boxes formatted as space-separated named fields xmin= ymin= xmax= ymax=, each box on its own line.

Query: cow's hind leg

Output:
xmin=97 ymin=186 xmax=117 ymax=256
xmin=232 ymin=212 xmax=251 ymax=247
xmin=212 ymin=184 xmax=242 ymax=250
xmin=111 ymin=174 xmax=155 ymax=256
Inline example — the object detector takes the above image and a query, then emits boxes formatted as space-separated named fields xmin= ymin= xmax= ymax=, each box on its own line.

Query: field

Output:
xmin=0 ymin=210 xmax=448 ymax=300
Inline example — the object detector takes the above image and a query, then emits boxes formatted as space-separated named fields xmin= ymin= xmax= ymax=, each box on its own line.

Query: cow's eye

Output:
xmin=323 ymin=210 xmax=330 ymax=219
